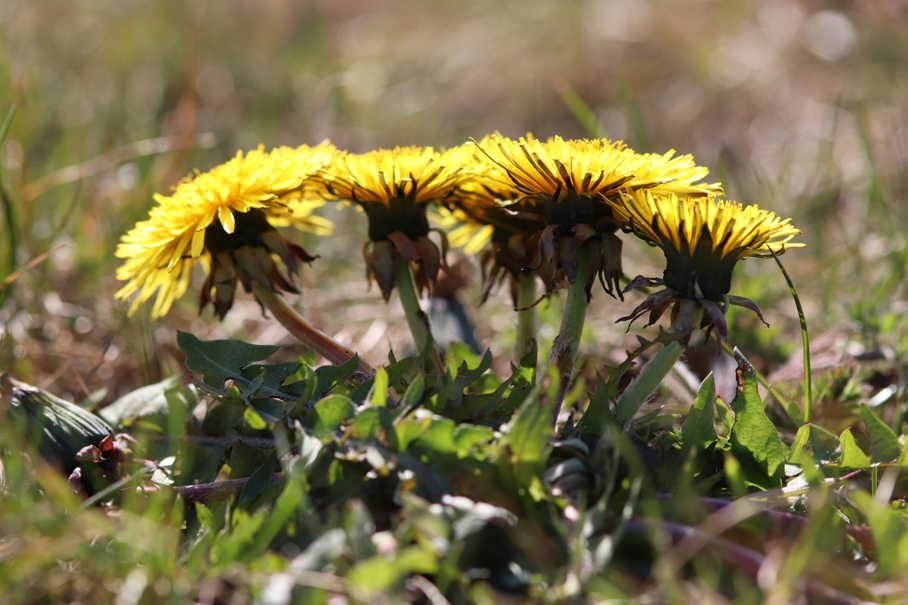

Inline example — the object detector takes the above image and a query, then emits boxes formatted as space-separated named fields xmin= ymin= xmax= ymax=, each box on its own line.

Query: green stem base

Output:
xmin=395 ymin=255 xmax=443 ymax=372
xmin=516 ymin=273 xmax=537 ymax=361
xmin=548 ymin=246 xmax=591 ymax=420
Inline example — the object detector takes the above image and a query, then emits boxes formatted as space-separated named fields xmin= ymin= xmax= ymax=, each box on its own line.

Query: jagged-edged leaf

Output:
xmin=682 ymin=373 xmax=718 ymax=450
xmin=445 ymin=341 xmax=480 ymax=376
xmin=462 ymin=349 xmax=494 ymax=387
xmin=244 ymin=362 xmax=307 ymax=401
xmin=290 ymin=362 xmax=318 ymax=416
xmin=446 ymin=380 xmax=510 ymax=422
xmin=384 ymin=356 xmax=415 ymax=390
xmin=393 ymin=371 xmax=426 ymax=420
xmin=729 ymin=351 xmax=785 ymax=488
xmin=179 ymin=331 xmax=276 ymax=389
xmin=314 ymin=354 xmax=361 ymax=397
xmin=859 ymin=404 xmax=901 ymax=463
xmin=839 ymin=428 xmax=871 ymax=468
xmin=247 ymin=394 xmax=289 ymax=425
xmin=579 ymin=370 xmax=618 ymax=435
xmin=500 ymin=378 xmax=533 ymax=413
xmin=178 ymin=332 xmax=304 ymax=403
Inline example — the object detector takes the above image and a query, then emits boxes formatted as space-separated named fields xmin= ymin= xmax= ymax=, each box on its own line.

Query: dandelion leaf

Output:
xmin=729 ymin=350 xmax=785 ymax=488
xmin=682 ymin=373 xmax=718 ymax=450
xmin=838 ymin=428 xmax=871 ymax=468
xmin=177 ymin=332 xmax=305 ymax=404
xmin=859 ymin=404 xmax=901 ymax=463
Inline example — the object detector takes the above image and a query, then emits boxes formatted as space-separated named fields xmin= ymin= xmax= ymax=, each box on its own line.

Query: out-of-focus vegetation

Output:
xmin=3 ymin=1 xmax=908 ymax=603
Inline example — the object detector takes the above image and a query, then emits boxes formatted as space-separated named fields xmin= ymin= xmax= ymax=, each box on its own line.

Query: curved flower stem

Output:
xmin=614 ymin=308 xmax=705 ymax=426
xmin=770 ymin=250 xmax=811 ymax=424
xmin=395 ymin=255 xmax=444 ymax=372
xmin=549 ymin=245 xmax=591 ymax=419
xmin=252 ymin=283 xmax=374 ymax=379
xmin=516 ymin=273 xmax=537 ymax=360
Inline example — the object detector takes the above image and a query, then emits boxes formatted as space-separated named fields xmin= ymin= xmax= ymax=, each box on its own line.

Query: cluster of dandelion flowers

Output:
xmin=310 ymin=145 xmax=474 ymax=301
xmin=472 ymin=134 xmax=722 ymax=299
xmin=115 ymin=142 xmax=336 ymax=319
xmin=436 ymin=161 xmax=547 ymax=305
xmin=609 ymin=190 xmax=804 ymax=340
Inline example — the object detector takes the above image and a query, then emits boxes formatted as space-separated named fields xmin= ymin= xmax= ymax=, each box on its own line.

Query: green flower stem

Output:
xmin=516 ymin=273 xmax=537 ymax=359
xmin=396 ymin=255 xmax=430 ymax=351
xmin=395 ymin=255 xmax=444 ymax=372
xmin=549 ymin=244 xmax=591 ymax=418
xmin=252 ymin=283 xmax=374 ymax=379
xmin=614 ymin=308 xmax=705 ymax=425
xmin=771 ymin=251 xmax=812 ymax=424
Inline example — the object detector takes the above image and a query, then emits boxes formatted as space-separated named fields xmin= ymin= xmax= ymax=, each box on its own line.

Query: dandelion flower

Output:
xmin=115 ymin=142 xmax=335 ymax=319
xmin=311 ymin=145 xmax=473 ymax=300
xmin=472 ymin=134 xmax=721 ymax=298
xmin=435 ymin=152 xmax=546 ymax=304
xmin=609 ymin=190 xmax=804 ymax=341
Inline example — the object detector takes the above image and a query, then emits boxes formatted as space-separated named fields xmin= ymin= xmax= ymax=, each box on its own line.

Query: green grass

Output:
xmin=3 ymin=1 xmax=908 ymax=603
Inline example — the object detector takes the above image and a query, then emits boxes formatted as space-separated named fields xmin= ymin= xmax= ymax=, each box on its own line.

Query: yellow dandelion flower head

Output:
xmin=434 ymin=153 xmax=540 ymax=255
xmin=611 ymin=190 xmax=804 ymax=298
xmin=115 ymin=142 xmax=336 ymax=319
xmin=473 ymin=134 xmax=721 ymax=204
xmin=314 ymin=145 xmax=473 ymax=208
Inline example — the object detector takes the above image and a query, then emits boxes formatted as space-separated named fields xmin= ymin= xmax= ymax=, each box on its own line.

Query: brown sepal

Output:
xmin=366 ymin=240 xmax=398 ymax=302
xmin=417 ymin=235 xmax=440 ymax=287
xmin=387 ymin=231 xmax=422 ymax=262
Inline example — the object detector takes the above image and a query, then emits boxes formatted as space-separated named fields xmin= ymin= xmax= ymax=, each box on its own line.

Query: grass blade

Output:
xmin=0 ymin=102 xmax=19 ymax=307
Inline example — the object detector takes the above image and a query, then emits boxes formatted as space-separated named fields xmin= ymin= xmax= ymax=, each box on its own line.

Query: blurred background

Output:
xmin=1 ymin=0 xmax=907 ymax=407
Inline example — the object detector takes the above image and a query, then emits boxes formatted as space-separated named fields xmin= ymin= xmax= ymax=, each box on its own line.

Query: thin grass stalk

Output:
xmin=516 ymin=273 xmax=537 ymax=360
xmin=549 ymin=245 xmax=591 ymax=418
xmin=770 ymin=250 xmax=812 ymax=424
xmin=0 ymin=103 xmax=19 ymax=308
xmin=251 ymin=283 xmax=374 ymax=378
xmin=557 ymin=80 xmax=605 ymax=139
